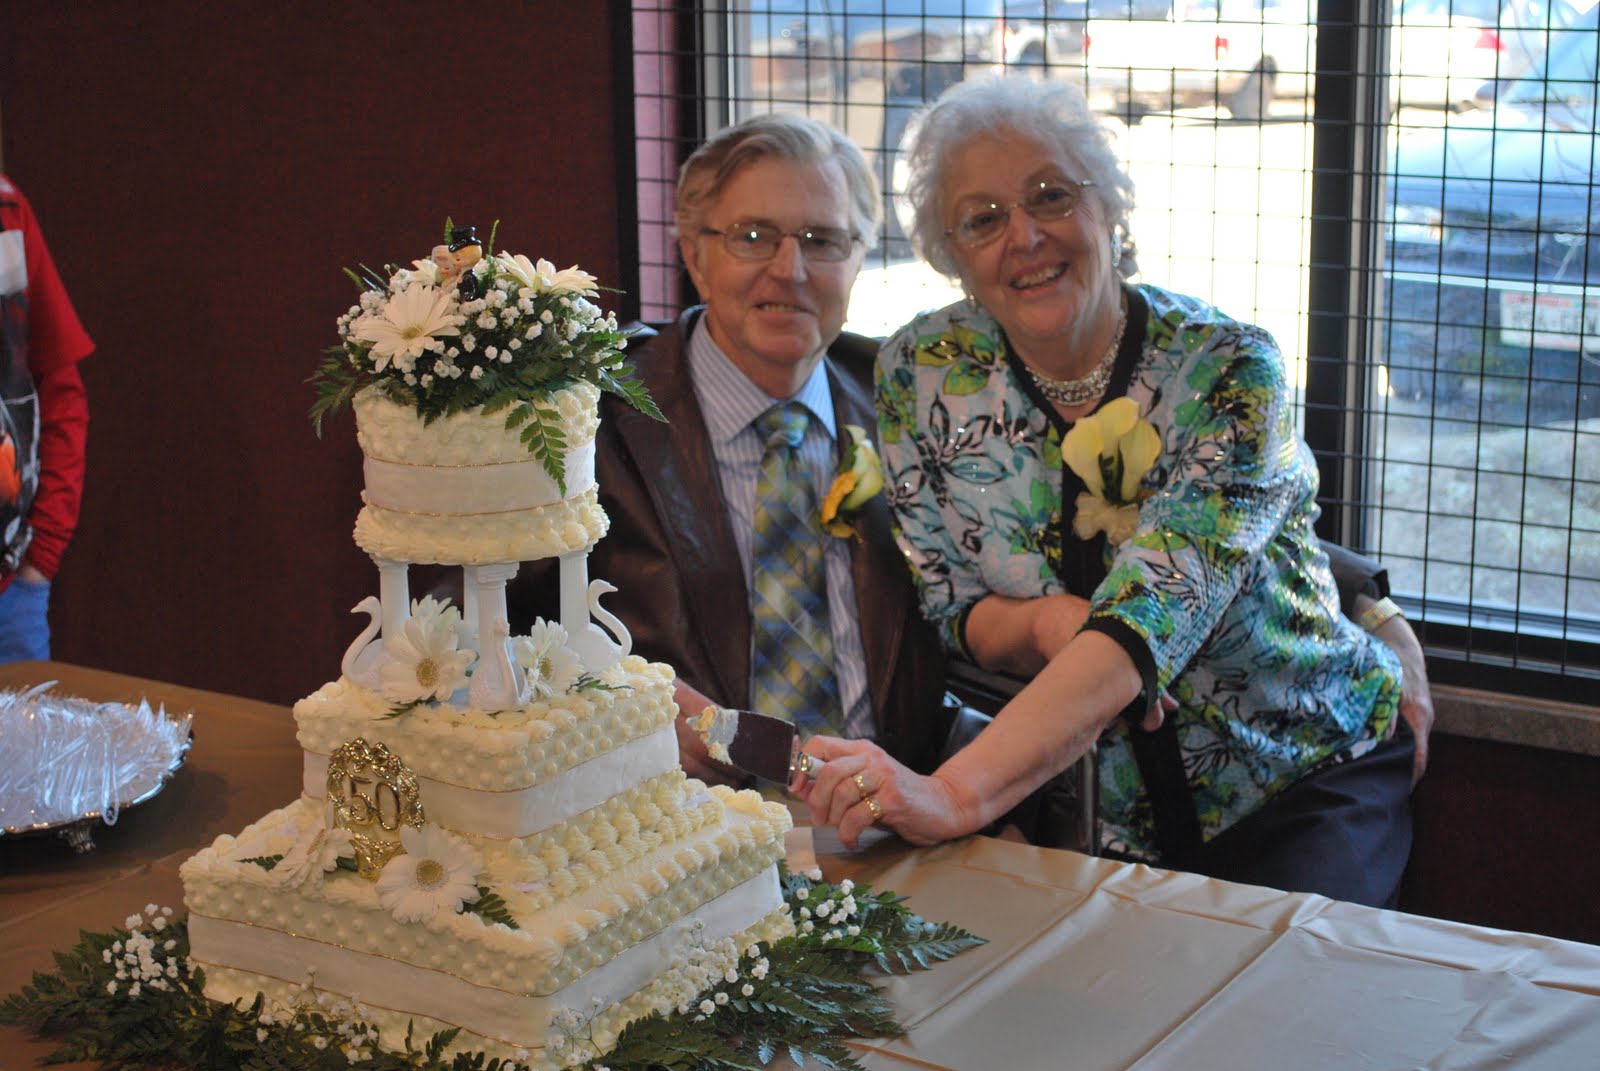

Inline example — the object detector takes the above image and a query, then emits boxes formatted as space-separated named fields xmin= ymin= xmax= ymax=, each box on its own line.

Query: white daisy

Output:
xmin=276 ymin=824 xmax=355 ymax=888
xmin=352 ymin=285 xmax=464 ymax=372
xmin=513 ymin=620 xmax=582 ymax=699
xmin=411 ymin=594 xmax=462 ymax=631
xmin=539 ymin=259 xmax=599 ymax=296
xmin=379 ymin=598 xmax=474 ymax=704
xmin=493 ymin=251 xmax=542 ymax=292
xmin=405 ymin=258 xmax=441 ymax=287
xmin=374 ymin=825 xmax=482 ymax=923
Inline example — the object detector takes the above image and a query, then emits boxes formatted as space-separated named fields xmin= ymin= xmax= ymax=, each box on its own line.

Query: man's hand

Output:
xmin=1027 ymin=593 xmax=1093 ymax=664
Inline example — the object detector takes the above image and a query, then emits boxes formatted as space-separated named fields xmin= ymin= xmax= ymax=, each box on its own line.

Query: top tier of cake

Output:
xmin=352 ymin=382 xmax=609 ymax=566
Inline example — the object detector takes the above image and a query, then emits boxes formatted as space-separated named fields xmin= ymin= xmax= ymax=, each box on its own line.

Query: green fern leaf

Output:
xmin=462 ymin=887 xmax=520 ymax=930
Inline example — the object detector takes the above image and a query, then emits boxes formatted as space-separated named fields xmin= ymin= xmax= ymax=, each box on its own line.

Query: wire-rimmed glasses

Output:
xmin=699 ymin=222 xmax=861 ymax=263
xmin=946 ymin=178 xmax=1096 ymax=249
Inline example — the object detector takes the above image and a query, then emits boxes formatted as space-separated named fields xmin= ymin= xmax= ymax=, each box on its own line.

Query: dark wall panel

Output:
xmin=0 ymin=2 xmax=624 ymax=702
xmin=1402 ymin=733 xmax=1600 ymax=945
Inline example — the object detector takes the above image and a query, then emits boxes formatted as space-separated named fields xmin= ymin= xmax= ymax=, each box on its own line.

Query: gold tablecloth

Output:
xmin=4 ymin=661 xmax=1599 ymax=1070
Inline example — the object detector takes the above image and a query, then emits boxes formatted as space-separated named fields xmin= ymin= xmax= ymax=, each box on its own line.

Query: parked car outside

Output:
xmin=1077 ymin=0 xmax=1585 ymax=123
xmin=742 ymin=2 xmax=1085 ymax=248
xmin=1381 ymin=6 xmax=1600 ymax=420
xmin=1390 ymin=0 xmax=1586 ymax=112
xmin=995 ymin=0 xmax=1090 ymax=65
xmin=1080 ymin=0 xmax=1316 ymax=121
xmin=745 ymin=1 xmax=1016 ymax=103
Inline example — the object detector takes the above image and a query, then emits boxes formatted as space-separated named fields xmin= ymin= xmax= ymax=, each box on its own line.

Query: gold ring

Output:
xmin=866 ymin=795 xmax=883 ymax=822
xmin=854 ymin=772 xmax=870 ymax=800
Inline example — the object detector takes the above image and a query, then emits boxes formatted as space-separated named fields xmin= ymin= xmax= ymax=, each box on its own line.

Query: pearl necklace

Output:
xmin=1022 ymin=299 xmax=1128 ymax=407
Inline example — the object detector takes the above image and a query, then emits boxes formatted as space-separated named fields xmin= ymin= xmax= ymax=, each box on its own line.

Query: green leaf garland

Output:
xmin=1 ymin=868 xmax=983 ymax=1071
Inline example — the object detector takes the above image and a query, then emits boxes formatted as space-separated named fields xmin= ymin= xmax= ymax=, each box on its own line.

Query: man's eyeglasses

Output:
xmin=699 ymin=222 xmax=861 ymax=263
xmin=945 ymin=178 xmax=1095 ymax=249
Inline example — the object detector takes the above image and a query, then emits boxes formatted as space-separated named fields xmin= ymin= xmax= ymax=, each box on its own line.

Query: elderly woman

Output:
xmin=797 ymin=76 xmax=1416 ymax=907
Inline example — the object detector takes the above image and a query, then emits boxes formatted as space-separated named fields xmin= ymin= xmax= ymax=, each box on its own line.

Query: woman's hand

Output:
xmin=792 ymin=634 xmax=1150 ymax=852
xmin=792 ymin=736 xmax=979 ymax=850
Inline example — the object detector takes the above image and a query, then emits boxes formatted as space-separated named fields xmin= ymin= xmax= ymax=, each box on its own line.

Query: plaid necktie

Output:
xmin=749 ymin=402 xmax=841 ymax=734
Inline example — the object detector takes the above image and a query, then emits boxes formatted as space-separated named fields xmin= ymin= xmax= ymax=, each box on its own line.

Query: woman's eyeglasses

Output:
xmin=946 ymin=178 xmax=1096 ymax=249
xmin=699 ymin=222 xmax=861 ymax=263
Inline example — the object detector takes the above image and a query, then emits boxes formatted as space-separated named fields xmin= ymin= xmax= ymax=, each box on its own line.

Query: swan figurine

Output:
xmin=341 ymin=595 xmax=387 ymax=688
xmin=567 ymin=578 xmax=631 ymax=672
xmin=468 ymin=617 xmax=527 ymax=712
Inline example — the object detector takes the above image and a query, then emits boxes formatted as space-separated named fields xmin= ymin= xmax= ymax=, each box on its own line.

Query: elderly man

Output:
xmin=506 ymin=113 xmax=955 ymax=782
xmin=505 ymin=111 xmax=1434 ymax=807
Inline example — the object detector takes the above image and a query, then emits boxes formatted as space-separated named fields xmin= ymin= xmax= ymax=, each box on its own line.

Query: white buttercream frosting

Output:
xmin=354 ymin=382 xmax=601 ymax=466
xmin=363 ymin=438 xmax=597 ymax=515
xmin=302 ymin=727 xmax=682 ymax=842
xmin=351 ymin=383 xmax=607 ymax=564
xmin=294 ymin=658 xmax=677 ymax=793
xmin=180 ymin=797 xmax=793 ymax=1057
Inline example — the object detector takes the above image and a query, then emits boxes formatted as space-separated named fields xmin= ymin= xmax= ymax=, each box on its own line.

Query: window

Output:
xmin=1373 ymin=2 xmax=1599 ymax=686
xmin=631 ymin=0 xmax=1600 ymax=694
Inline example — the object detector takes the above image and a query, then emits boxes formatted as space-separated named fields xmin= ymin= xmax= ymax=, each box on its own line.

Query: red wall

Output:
xmin=0 ymin=3 xmax=626 ymax=702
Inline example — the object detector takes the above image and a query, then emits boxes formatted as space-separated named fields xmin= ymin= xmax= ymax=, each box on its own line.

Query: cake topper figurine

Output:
xmin=435 ymin=224 xmax=483 ymax=300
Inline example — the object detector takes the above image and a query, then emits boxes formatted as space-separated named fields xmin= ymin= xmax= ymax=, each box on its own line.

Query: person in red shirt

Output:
xmin=0 ymin=174 xmax=91 ymax=662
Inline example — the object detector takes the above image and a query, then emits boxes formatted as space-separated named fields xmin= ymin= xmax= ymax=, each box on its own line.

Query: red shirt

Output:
xmin=0 ymin=174 xmax=92 ymax=589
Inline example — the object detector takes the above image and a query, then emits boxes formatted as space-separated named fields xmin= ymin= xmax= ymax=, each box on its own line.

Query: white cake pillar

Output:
xmin=458 ymin=569 xmax=480 ymax=650
xmin=466 ymin=562 xmax=527 ymax=711
xmin=559 ymin=549 xmax=631 ymax=673
xmin=375 ymin=556 xmax=411 ymax=650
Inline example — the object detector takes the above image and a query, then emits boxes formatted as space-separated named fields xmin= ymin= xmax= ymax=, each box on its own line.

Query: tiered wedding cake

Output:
xmin=179 ymin=227 xmax=793 ymax=1064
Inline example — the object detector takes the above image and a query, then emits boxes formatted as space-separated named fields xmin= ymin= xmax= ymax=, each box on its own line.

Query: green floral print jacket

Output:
xmin=875 ymin=284 xmax=1400 ymax=859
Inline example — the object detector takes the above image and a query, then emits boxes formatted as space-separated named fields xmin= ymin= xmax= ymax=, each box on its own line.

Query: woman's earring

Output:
xmin=1111 ymin=229 xmax=1138 ymax=278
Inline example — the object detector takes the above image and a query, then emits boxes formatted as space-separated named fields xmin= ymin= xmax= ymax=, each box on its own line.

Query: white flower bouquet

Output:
xmin=310 ymin=219 xmax=661 ymax=490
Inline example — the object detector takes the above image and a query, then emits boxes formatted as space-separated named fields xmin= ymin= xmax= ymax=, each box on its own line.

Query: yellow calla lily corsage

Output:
xmin=1061 ymin=397 xmax=1160 ymax=544
xmin=820 ymin=424 xmax=885 ymax=539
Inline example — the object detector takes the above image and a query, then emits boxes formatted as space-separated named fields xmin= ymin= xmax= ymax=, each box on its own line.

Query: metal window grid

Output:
xmin=628 ymin=0 xmax=1600 ymax=693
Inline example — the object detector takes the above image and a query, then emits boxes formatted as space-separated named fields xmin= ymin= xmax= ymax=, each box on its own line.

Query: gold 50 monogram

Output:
xmin=326 ymin=738 xmax=425 ymax=878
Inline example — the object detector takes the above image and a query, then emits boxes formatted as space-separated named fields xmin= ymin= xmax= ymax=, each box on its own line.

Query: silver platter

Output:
xmin=0 ymin=685 xmax=194 ymax=853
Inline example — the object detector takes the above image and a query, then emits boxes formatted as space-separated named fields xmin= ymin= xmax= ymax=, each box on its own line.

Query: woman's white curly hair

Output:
xmin=903 ymin=75 xmax=1138 ymax=280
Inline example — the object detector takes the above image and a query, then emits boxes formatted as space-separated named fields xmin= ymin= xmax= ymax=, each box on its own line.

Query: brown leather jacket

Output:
xmin=505 ymin=308 xmax=954 ymax=775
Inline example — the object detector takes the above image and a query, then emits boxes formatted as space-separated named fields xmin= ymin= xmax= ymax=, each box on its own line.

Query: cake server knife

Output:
xmin=691 ymin=705 xmax=828 ymax=785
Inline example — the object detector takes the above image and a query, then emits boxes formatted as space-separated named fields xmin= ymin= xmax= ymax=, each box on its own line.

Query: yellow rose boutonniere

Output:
xmin=820 ymin=424 xmax=885 ymax=539
xmin=1061 ymin=397 xmax=1160 ymax=545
